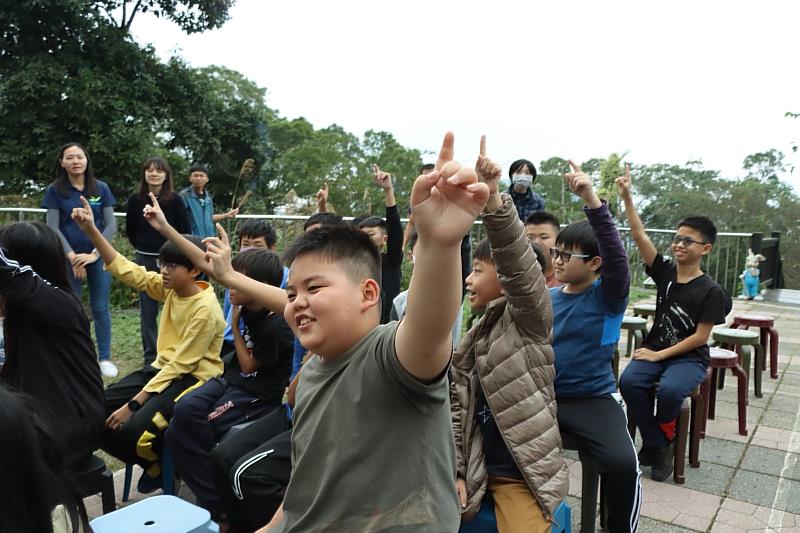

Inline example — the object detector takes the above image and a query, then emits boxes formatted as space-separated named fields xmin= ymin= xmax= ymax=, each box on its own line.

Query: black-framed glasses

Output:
xmin=672 ymin=235 xmax=707 ymax=247
xmin=549 ymin=248 xmax=591 ymax=263
xmin=155 ymin=259 xmax=180 ymax=271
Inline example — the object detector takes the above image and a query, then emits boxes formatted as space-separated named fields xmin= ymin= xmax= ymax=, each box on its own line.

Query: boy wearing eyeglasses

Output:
xmin=71 ymin=195 xmax=225 ymax=493
xmin=616 ymin=166 xmax=727 ymax=483
xmin=549 ymin=161 xmax=641 ymax=533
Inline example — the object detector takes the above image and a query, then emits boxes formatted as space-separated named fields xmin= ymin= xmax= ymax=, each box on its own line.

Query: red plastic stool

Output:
xmin=706 ymin=347 xmax=748 ymax=436
xmin=731 ymin=314 xmax=779 ymax=379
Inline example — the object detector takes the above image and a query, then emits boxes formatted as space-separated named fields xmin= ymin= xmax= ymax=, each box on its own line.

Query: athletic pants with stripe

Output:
xmin=557 ymin=395 xmax=642 ymax=533
xmin=102 ymin=367 xmax=202 ymax=478
xmin=166 ymin=377 xmax=276 ymax=512
xmin=210 ymin=404 xmax=292 ymax=533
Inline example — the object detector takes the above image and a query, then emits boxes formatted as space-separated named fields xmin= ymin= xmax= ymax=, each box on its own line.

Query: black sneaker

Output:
xmin=137 ymin=471 xmax=163 ymax=494
xmin=638 ymin=445 xmax=657 ymax=467
xmin=651 ymin=443 xmax=675 ymax=482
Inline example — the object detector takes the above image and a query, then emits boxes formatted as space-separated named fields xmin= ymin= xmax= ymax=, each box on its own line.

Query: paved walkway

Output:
xmin=85 ymin=299 xmax=800 ymax=532
xmin=564 ymin=298 xmax=800 ymax=532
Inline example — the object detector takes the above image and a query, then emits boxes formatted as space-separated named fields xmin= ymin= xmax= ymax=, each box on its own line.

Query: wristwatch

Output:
xmin=127 ymin=399 xmax=142 ymax=412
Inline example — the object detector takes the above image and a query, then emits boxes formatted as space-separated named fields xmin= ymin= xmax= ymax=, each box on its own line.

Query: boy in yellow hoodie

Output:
xmin=72 ymin=195 xmax=224 ymax=491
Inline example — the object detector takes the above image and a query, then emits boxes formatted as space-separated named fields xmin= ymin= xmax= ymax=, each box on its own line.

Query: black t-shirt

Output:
xmin=223 ymin=308 xmax=294 ymax=405
xmin=474 ymin=383 xmax=523 ymax=479
xmin=644 ymin=254 xmax=728 ymax=361
xmin=126 ymin=193 xmax=191 ymax=253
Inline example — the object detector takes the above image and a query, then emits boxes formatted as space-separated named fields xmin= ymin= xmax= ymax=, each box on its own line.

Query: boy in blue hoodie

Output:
xmin=549 ymin=161 xmax=641 ymax=533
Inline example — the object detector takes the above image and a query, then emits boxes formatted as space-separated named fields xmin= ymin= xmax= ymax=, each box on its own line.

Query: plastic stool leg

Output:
xmin=100 ymin=467 xmax=116 ymax=514
xmin=689 ymin=394 xmax=703 ymax=467
xmin=122 ymin=463 xmax=133 ymax=502
xmin=731 ymin=364 xmax=748 ymax=436
xmin=768 ymin=327 xmax=779 ymax=379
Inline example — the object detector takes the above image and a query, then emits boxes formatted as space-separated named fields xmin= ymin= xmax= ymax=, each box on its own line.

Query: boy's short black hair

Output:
xmin=189 ymin=163 xmax=209 ymax=175
xmin=555 ymin=220 xmax=599 ymax=258
xmin=283 ymin=225 xmax=381 ymax=287
xmin=677 ymin=216 xmax=717 ymax=245
xmin=474 ymin=238 xmax=547 ymax=273
xmin=303 ymin=212 xmax=344 ymax=231
xmin=232 ymin=248 xmax=283 ymax=287
xmin=350 ymin=214 xmax=370 ymax=227
xmin=159 ymin=235 xmax=205 ymax=272
xmin=238 ymin=219 xmax=277 ymax=248
xmin=526 ymin=211 xmax=560 ymax=232
xmin=419 ymin=163 xmax=435 ymax=174
xmin=358 ymin=216 xmax=388 ymax=233
xmin=509 ymin=159 xmax=538 ymax=183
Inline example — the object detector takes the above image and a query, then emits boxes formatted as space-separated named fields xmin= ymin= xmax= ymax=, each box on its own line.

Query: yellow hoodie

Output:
xmin=105 ymin=254 xmax=224 ymax=393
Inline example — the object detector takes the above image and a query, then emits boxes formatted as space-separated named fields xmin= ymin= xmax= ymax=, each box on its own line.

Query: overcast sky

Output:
xmin=132 ymin=1 xmax=800 ymax=189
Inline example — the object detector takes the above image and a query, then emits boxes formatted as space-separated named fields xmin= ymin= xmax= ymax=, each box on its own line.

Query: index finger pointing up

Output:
xmin=148 ymin=192 xmax=161 ymax=208
xmin=625 ymin=163 xmax=631 ymax=179
xmin=479 ymin=135 xmax=486 ymax=158
xmin=567 ymin=159 xmax=582 ymax=174
xmin=435 ymin=131 xmax=455 ymax=171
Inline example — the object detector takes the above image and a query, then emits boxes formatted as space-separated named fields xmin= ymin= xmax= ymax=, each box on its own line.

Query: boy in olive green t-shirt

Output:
xmin=199 ymin=133 xmax=490 ymax=532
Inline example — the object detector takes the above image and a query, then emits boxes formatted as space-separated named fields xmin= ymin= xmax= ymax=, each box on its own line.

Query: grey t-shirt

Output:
xmin=274 ymin=322 xmax=459 ymax=532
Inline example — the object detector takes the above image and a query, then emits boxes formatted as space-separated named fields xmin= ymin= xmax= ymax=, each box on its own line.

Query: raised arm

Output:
xmin=564 ymin=160 xmax=630 ymax=301
xmin=374 ymin=164 xmax=403 ymax=267
xmin=616 ymin=164 xmax=657 ymax=267
xmin=204 ymin=225 xmax=289 ymax=316
xmin=477 ymin=136 xmax=550 ymax=339
xmin=395 ymin=132 xmax=489 ymax=381
xmin=141 ymin=193 xmax=288 ymax=315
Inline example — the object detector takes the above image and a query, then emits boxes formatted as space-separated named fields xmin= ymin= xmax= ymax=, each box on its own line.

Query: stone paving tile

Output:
xmin=639 ymin=478 xmax=720 ymax=531
xmin=752 ymin=425 xmax=800 ymax=453
xmin=681 ymin=461 xmax=737 ymax=495
xmin=704 ymin=418 xmax=751 ymax=443
xmin=768 ymin=392 xmax=800 ymax=413
xmin=712 ymin=398 xmax=765 ymax=423
xmin=740 ymin=445 xmax=800 ymax=481
xmin=760 ymin=409 xmax=800 ymax=431
xmin=697 ymin=436 xmax=747 ymax=468
xmin=637 ymin=516 xmax=700 ymax=532
xmin=727 ymin=469 xmax=800 ymax=513
xmin=711 ymin=496 xmax=800 ymax=532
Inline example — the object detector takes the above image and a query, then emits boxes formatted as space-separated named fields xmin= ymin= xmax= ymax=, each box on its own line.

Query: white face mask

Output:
xmin=512 ymin=174 xmax=533 ymax=189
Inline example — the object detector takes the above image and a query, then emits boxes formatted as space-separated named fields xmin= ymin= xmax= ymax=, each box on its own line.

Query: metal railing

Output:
xmin=0 ymin=207 xmax=756 ymax=295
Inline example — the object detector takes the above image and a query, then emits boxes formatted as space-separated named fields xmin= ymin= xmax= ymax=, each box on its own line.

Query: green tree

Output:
xmin=98 ymin=0 xmax=235 ymax=33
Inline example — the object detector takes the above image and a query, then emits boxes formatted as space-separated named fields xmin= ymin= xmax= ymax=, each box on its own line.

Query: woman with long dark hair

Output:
xmin=42 ymin=143 xmax=118 ymax=377
xmin=0 ymin=384 xmax=93 ymax=533
xmin=0 ymin=221 xmax=105 ymax=470
xmin=125 ymin=156 xmax=190 ymax=366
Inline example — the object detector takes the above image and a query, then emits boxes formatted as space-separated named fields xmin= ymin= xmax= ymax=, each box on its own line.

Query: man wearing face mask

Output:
xmin=508 ymin=158 xmax=545 ymax=222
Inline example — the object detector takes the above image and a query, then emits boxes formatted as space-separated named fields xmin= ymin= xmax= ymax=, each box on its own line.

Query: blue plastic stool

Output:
xmin=458 ymin=498 xmax=571 ymax=533
xmin=90 ymin=495 xmax=218 ymax=532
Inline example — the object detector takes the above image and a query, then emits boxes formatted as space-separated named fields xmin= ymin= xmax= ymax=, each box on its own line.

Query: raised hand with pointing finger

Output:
xmin=316 ymin=183 xmax=330 ymax=213
xmin=615 ymin=163 xmax=632 ymax=199
xmin=410 ymin=132 xmax=490 ymax=248
xmin=474 ymin=135 xmax=503 ymax=212
xmin=142 ymin=192 xmax=170 ymax=233
xmin=564 ymin=159 xmax=602 ymax=209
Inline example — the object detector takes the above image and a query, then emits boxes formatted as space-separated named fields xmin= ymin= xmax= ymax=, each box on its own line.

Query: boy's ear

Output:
xmin=188 ymin=265 xmax=203 ymax=279
xmin=588 ymin=256 xmax=602 ymax=273
xmin=361 ymin=278 xmax=381 ymax=312
xmin=702 ymin=243 xmax=713 ymax=256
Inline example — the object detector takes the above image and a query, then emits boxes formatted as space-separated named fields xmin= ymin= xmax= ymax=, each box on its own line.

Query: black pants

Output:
xmin=557 ymin=395 xmax=642 ymax=533
xmin=210 ymin=404 xmax=292 ymax=532
xmin=103 ymin=367 xmax=202 ymax=478
xmin=134 ymin=252 xmax=160 ymax=366
xmin=166 ymin=378 xmax=277 ymax=511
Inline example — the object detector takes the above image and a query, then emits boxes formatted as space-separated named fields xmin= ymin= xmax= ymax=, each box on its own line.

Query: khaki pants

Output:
xmin=488 ymin=476 xmax=550 ymax=533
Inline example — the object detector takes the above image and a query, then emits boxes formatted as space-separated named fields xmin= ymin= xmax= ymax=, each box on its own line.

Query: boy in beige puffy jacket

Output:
xmin=451 ymin=137 xmax=568 ymax=533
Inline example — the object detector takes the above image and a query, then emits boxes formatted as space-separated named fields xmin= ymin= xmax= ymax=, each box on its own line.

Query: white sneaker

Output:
xmin=99 ymin=360 xmax=119 ymax=378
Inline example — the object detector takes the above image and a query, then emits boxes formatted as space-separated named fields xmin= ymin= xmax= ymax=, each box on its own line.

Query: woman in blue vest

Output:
xmin=42 ymin=143 xmax=118 ymax=378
